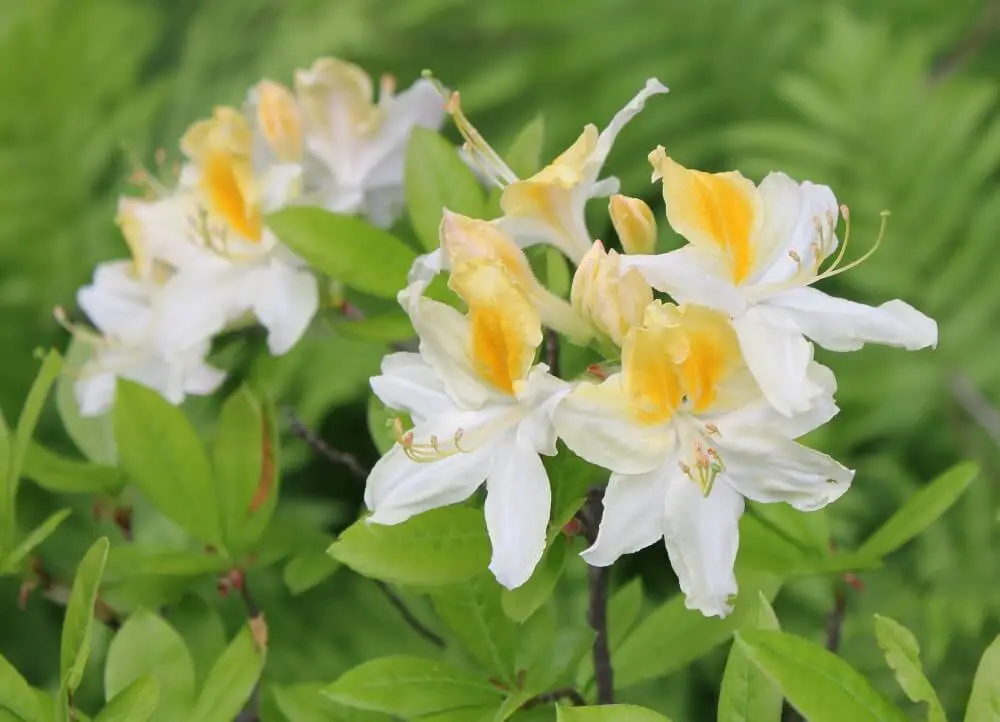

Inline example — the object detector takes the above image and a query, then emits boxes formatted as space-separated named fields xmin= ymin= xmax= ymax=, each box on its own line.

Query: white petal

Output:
xmin=553 ymin=376 xmax=674 ymax=475
xmin=662 ymin=468 xmax=743 ymax=618
xmin=248 ymin=261 xmax=320 ymax=355
xmin=484 ymin=430 xmax=551 ymax=589
xmin=515 ymin=366 xmax=572 ymax=456
xmin=77 ymin=261 xmax=153 ymax=338
xmin=581 ymin=468 xmax=667 ymax=567
xmin=588 ymin=176 xmax=620 ymax=199
xmin=156 ymin=260 xmax=244 ymax=358
xmin=715 ymin=431 xmax=854 ymax=512
xmin=362 ymin=79 xmax=446 ymax=187
xmin=620 ymin=247 xmax=748 ymax=316
xmin=370 ymin=351 xmax=454 ymax=421
xmin=733 ymin=307 xmax=825 ymax=417
xmin=770 ymin=287 xmax=938 ymax=352
xmin=75 ymin=370 xmax=116 ymax=417
xmin=362 ymin=185 xmax=405 ymax=228
xmin=592 ymin=79 xmax=669 ymax=169
xmin=181 ymin=358 xmax=227 ymax=395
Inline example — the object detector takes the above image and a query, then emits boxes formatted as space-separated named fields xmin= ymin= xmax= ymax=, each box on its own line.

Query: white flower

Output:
xmin=448 ymin=79 xmax=668 ymax=262
xmin=71 ymin=261 xmax=224 ymax=416
xmin=621 ymin=150 xmax=938 ymax=415
xmin=294 ymin=58 xmax=445 ymax=228
xmin=365 ymin=260 xmax=568 ymax=589
xmin=553 ymin=302 xmax=852 ymax=617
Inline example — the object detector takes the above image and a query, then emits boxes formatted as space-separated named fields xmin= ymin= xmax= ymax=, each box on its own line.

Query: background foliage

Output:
xmin=2 ymin=0 xmax=1000 ymax=719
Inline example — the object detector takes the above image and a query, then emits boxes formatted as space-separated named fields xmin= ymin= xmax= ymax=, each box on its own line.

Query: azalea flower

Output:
xmin=571 ymin=239 xmax=653 ymax=347
xmin=365 ymin=259 xmax=568 ymax=589
xmin=294 ymin=57 xmax=445 ymax=228
xmin=621 ymin=150 xmax=938 ymax=415
xmin=608 ymin=194 xmax=658 ymax=255
xmin=448 ymin=79 xmax=668 ymax=262
xmin=553 ymin=301 xmax=853 ymax=617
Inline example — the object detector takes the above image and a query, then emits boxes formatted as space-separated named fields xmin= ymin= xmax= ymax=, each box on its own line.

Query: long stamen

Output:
xmin=392 ymin=417 xmax=470 ymax=463
xmin=54 ymin=307 xmax=105 ymax=346
xmin=813 ymin=208 xmax=889 ymax=283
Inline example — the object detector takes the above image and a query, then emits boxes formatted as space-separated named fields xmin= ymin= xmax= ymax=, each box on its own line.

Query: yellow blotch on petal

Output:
xmin=660 ymin=304 xmax=742 ymax=413
xmin=450 ymin=262 xmax=542 ymax=395
xmin=650 ymin=147 xmax=762 ymax=285
xmin=621 ymin=302 xmax=687 ymax=425
xmin=440 ymin=211 xmax=535 ymax=291
xmin=254 ymin=79 xmax=303 ymax=162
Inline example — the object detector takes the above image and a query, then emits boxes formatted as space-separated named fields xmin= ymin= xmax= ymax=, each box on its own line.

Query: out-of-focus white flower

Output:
xmin=448 ymin=79 xmax=668 ymax=262
xmin=571 ymin=240 xmax=652 ymax=346
xmin=294 ymin=58 xmax=445 ymax=228
xmin=622 ymin=150 xmax=938 ymax=415
xmin=553 ymin=302 xmax=852 ymax=617
xmin=365 ymin=260 xmax=568 ymax=589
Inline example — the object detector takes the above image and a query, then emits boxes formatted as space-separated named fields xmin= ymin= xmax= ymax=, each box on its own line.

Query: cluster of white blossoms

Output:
xmin=365 ymin=78 xmax=938 ymax=617
xmin=65 ymin=58 xmax=444 ymax=416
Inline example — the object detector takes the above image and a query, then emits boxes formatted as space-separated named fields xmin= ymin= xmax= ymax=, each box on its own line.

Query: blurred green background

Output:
xmin=3 ymin=0 xmax=1000 ymax=719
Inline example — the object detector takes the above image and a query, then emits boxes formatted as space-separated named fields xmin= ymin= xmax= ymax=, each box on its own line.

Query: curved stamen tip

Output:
xmin=840 ymin=203 xmax=850 ymax=221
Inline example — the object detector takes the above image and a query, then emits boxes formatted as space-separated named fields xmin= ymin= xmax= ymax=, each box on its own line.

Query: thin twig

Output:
xmin=282 ymin=406 xmax=369 ymax=481
xmin=931 ymin=0 xmax=1000 ymax=83
xmin=581 ymin=489 xmax=614 ymax=705
xmin=375 ymin=580 xmax=446 ymax=648
xmin=522 ymin=687 xmax=587 ymax=709
xmin=825 ymin=586 xmax=848 ymax=653
xmin=544 ymin=327 xmax=561 ymax=378
xmin=235 ymin=574 xmax=265 ymax=722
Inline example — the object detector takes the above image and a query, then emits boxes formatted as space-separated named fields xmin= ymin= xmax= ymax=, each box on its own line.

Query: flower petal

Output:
xmin=553 ymin=375 xmax=674 ymax=475
xmin=370 ymin=352 xmax=454 ymax=421
xmin=157 ymin=259 xmax=244 ymax=358
xmin=581 ymin=468 xmax=667 ymax=567
xmin=661 ymin=467 xmax=744 ymax=618
xmin=363 ymin=79 xmax=447 ymax=187
xmin=247 ymin=260 xmax=319 ymax=355
xmin=484 ymin=429 xmax=551 ymax=589
xmin=770 ymin=287 xmax=938 ymax=352
xmin=620 ymin=247 xmax=748 ymax=316
xmin=593 ymin=79 xmax=669 ymax=169
xmin=77 ymin=261 xmax=154 ymax=339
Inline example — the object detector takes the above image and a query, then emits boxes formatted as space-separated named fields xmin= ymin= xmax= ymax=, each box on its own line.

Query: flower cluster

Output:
xmin=367 ymin=78 xmax=937 ymax=617
xmin=65 ymin=58 xmax=444 ymax=416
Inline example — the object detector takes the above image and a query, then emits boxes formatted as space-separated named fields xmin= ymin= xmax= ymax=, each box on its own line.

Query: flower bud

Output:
xmin=609 ymin=194 xmax=657 ymax=255
xmin=571 ymin=240 xmax=653 ymax=346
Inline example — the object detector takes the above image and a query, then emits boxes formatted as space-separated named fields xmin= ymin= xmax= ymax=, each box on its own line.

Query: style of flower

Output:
xmin=620 ymin=150 xmax=938 ymax=415
xmin=553 ymin=301 xmax=853 ymax=617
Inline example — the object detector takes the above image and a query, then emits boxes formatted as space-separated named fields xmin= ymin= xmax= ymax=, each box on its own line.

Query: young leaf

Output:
xmin=431 ymin=573 xmax=517 ymax=681
xmin=736 ymin=630 xmax=908 ymax=722
xmin=404 ymin=127 xmax=486 ymax=250
xmin=94 ymin=676 xmax=159 ymax=722
xmin=56 ymin=337 xmax=117 ymax=465
xmin=273 ymin=683 xmax=394 ymax=721
xmin=22 ymin=443 xmax=125 ymax=495
xmin=718 ymin=592 xmax=782 ymax=722
xmin=502 ymin=534 xmax=568 ymax=623
xmin=168 ymin=596 xmax=226 ymax=692
xmin=114 ymin=379 xmax=221 ymax=546
xmin=60 ymin=536 xmax=110 ymax=691
xmin=267 ymin=207 xmax=417 ymax=298
xmin=556 ymin=704 xmax=671 ymax=721
xmin=859 ymin=461 xmax=979 ymax=558
xmin=0 ymin=652 xmax=39 ymax=721
xmin=504 ymin=114 xmax=546 ymax=178
xmin=964 ymin=635 xmax=1000 ymax=722
xmin=874 ymin=615 xmax=946 ymax=722
xmin=329 ymin=506 xmax=490 ymax=586
xmin=189 ymin=625 xmax=266 ymax=722
xmin=323 ymin=656 xmax=503 ymax=716
xmin=105 ymin=609 xmax=195 ymax=722
xmin=1 ymin=508 xmax=72 ymax=573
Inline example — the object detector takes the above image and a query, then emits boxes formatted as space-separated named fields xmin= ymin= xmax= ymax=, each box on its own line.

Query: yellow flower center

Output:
xmin=200 ymin=149 xmax=262 ymax=242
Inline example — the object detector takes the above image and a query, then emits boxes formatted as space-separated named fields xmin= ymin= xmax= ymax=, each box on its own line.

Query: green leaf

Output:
xmin=273 ymin=683 xmax=394 ymax=721
xmin=94 ymin=676 xmax=159 ymax=722
xmin=504 ymin=114 xmax=546 ymax=178
xmin=613 ymin=571 xmax=781 ymax=689
xmin=283 ymin=541 xmax=341 ymax=596
xmin=502 ymin=534 xmax=568 ymax=623
xmin=60 ymin=536 xmax=110 ymax=691
xmin=335 ymin=312 xmax=415 ymax=344
xmin=964 ymin=635 xmax=1000 ymax=722
xmin=0 ymin=652 xmax=39 ymax=721
xmin=366 ymin=395 xmax=402 ymax=456
xmin=736 ymin=630 xmax=908 ymax=722
xmin=404 ymin=127 xmax=486 ymax=251
xmin=56 ymin=337 xmax=117 ymax=465
xmin=718 ymin=592 xmax=782 ymax=722
xmin=1 ymin=508 xmax=72 ymax=573
xmin=431 ymin=574 xmax=517 ymax=681
xmin=323 ymin=655 xmax=502 ymax=716
xmin=268 ymin=207 xmax=417 ymax=298
xmin=576 ymin=577 xmax=645 ymax=689
xmin=168 ymin=596 xmax=226 ymax=692
xmin=22 ymin=443 xmax=125 ymax=495
xmin=3 ymin=349 xmax=61 ymax=550
xmin=190 ymin=625 xmax=266 ymax=722
xmin=114 ymin=379 xmax=221 ymax=546
xmin=105 ymin=609 xmax=195 ymax=722
xmin=859 ymin=461 xmax=979 ymax=558
xmin=874 ymin=615 xmax=946 ymax=722
xmin=329 ymin=506 xmax=490 ymax=586
xmin=556 ymin=705 xmax=671 ymax=721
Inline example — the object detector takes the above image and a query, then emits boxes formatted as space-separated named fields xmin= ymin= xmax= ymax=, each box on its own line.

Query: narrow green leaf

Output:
xmin=1 ymin=508 xmax=72 ymax=573
xmin=431 ymin=574 xmax=517 ymax=681
xmin=329 ymin=506 xmax=490 ymax=586
xmin=0 ymin=652 xmax=39 ymax=721
xmin=105 ymin=609 xmax=195 ymax=722
xmin=736 ymin=630 xmax=908 ymax=722
xmin=168 ymin=596 xmax=226 ymax=692
xmin=874 ymin=615 xmax=946 ymax=722
xmin=404 ymin=127 xmax=486 ymax=250
xmin=323 ymin=656 xmax=502 ymax=716
xmin=94 ymin=676 xmax=159 ymax=722
xmin=504 ymin=114 xmax=546 ymax=178
xmin=114 ymin=380 xmax=221 ymax=545
xmin=60 ymin=536 xmax=110 ymax=691
xmin=273 ymin=683 xmax=394 ymax=721
xmin=56 ymin=337 xmax=117 ymax=464
xmin=335 ymin=312 xmax=414 ymax=344
xmin=190 ymin=625 xmax=266 ymax=722
xmin=964 ymin=635 xmax=1000 ymax=722
xmin=859 ymin=462 xmax=979 ymax=558
xmin=104 ymin=547 xmax=230 ymax=579
xmin=283 ymin=542 xmax=341 ymax=596
xmin=268 ymin=207 xmax=417 ymax=298
xmin=718 ymin=592 xmax=782 ymax=722
xmin=22 ymin=443 xmax=125 ymax=495
xmin=557 ymin=704 xmax=671 ymax=721
xmin=502 ymin=535 xmax=568 ymax=623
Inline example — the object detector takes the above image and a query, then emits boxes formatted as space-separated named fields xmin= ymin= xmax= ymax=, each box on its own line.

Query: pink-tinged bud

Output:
xmin=609 ymin=194 xmax=657 ymax=255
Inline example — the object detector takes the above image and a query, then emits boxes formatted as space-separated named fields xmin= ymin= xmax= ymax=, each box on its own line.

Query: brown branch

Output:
xmin=544 ymin=327 xmax=561 ymax=378
xmin=375 ymin=580 xmax=446 ymax=648
xmin=522 ymin=687 xmax=587 ymax=709
xmin=580 ymin=489 xmax=614 ymax=705
xmin=282 ymin=406 xmax=368 ymax=481
xmin=825 ymin=586 xmax=848 ymax=653
xmin=931 ymin=0 xmax=1000 ymax=83
xmin=234 ymin=572 xmax=265 ymax=722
